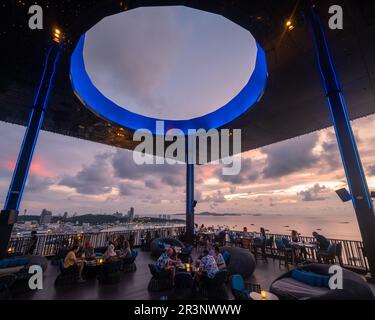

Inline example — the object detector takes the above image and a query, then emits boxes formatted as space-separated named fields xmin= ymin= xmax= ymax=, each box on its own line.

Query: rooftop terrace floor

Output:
xmin=15 ymin=249 xmax=375 ymax=300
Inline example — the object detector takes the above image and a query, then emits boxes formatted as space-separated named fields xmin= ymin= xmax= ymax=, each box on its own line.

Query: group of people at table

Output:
xmin=240 ymin=226 xmax=332 ymax=264
xmin=155 ymin=244 xmax=226 ymax=288
xmin=196 ymin=223 xmax=332 ymax=265
xmin=63 ymin=235 xmax=134 ymax=282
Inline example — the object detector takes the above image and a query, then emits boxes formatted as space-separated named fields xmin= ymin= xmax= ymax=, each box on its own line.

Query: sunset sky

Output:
xmin=0 ymin=114 xmax=374 ymax=217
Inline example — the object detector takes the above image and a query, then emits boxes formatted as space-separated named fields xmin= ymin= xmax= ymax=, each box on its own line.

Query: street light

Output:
xmin=285 ymin=20 xmax=295 ymax=31
xmin=53 ymin=28 xmax=62 ymax=43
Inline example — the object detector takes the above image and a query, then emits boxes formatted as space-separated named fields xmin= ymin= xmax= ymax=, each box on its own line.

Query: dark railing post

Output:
xmin=304 ymin=1 xmax=375 ymax=278
xmin=185 ymin=136 xmax=195 ymax=244
xmin=0 ymin=41 xmax=62 ymax=259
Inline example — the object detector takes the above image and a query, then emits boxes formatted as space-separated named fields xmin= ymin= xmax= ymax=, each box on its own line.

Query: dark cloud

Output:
xmin=214 ymin=158 xmax=259 ymax=185
xmin=204 ymin=190 xmax=227 ymax=204
xmin=319 ymin=132 xmax=341 ymax=171
xmin=59 ymin=153 xmax=113 ymax=195
xmin=26 ymin=175 xmax=55 ymax=193
xmin=161 ymin=175 xmax=185 ymax=187
xmin=118 ymin=183 xmax=134 ymax=196
xmin=262 ymin=134 xmax=319 ymax=179
xmin=112 ymin=150 xmax=185 ymax=187
xmin=298 ymin=184 xmax=329 ymax=202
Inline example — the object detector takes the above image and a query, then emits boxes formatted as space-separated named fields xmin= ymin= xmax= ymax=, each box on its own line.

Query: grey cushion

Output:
xmin=221 ymin=246 xmax=256 ymax=278
xmin=271 ymin=277 xmax=330 ymax=299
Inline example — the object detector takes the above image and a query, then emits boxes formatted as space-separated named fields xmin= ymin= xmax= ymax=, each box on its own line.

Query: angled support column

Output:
xmin=185 ymin=138 xmax=195 ymax=244
xmin=304 ymin=2 xmax=375 ymax=277
xmin=0 ymin=42 xmax=61 ymax=258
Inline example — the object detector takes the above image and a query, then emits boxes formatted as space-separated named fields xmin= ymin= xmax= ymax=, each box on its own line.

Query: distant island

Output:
xmin=176 ymin=212 xmax=243 ymax=217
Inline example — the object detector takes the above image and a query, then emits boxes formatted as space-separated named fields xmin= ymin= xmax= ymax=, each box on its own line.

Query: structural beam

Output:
xmin=304 ymin=2 xmax=375 ymax=277
xmin=185 ymin=137 xmax=195 ymax=244
xmin=0 ymin=42 xmax=61 ymax=258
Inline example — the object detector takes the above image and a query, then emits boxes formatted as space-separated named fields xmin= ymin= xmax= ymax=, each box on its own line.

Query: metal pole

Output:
xmin=185 ymin=138 xmax=195 ymax=244
xmin=304 ymin=2 xmax=375 ymax=277
xmin=0 ymin=41 xmax=61 ymax=258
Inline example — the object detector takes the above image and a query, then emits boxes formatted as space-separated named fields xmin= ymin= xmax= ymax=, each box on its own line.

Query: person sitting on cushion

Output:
xmin=120 ymin=240 xmax=132 ymax=258
xmin=156 ymin=248 xmax=179 ymax=285
xmin=104 ymin=243 xmax=118 ymax=261
xmin=64 ymin=245 xmax=85 ymax=282
xmin=213 ymin=246 xmax=226 ymax=270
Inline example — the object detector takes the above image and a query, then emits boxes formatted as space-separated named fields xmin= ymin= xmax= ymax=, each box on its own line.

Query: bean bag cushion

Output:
xmin=221 ymin=246 xmax=256 ymax=278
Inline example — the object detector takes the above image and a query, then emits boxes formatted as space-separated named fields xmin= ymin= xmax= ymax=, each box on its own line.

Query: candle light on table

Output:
xmin=186 ymin=263 xmax=190 ymax=272
xmin=261 ymin=291 xmax=267 ymax=300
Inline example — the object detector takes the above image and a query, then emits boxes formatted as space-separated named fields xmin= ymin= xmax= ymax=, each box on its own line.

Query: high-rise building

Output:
xmin=128 ymin=207 xmax=135 ymax=222
xmin=40 ymin=209 xmax=52 ymax=225
xmin=63 ymin=212 xmax=68 ymax=220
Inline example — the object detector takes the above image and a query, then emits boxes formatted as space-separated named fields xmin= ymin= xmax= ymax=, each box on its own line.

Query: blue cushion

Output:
xmin=7 ymin=259 xmax=18 ymax=267
xmin=291 ymin=269 xmax=316 ymax=286
xmin=312 ymin=273 xmax=330 ymax=287
xmin=291 ymin=269 xmax=330 ymax=288
xmin=18 ymin=257 xmax=30 ymax=266
xmin=0 ymin=260 xmax=9 ymax=269
xmin=275 ymin=239 xmax=285 ymax=249
xmin=222 ymin=251 xmax=231 ymax=264
xmin=282 ymin=237 xmax=291 ymax=247
xmin=59 ymin=259 xmax=65 ymax=271
xmin=131 ymin=250 xmax=138 ymax=258
xmin=231 ymin=275 xmax=245 ymax=292
xmin=95 ymin=252 xmax=103 ymax=257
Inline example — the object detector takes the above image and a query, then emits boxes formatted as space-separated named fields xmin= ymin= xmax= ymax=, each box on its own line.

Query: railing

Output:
xmin=7 ymin=227 xmax=369 ymax=274
xmin=258 ymin=233 xmax=368 ymax=273
xmin=7 ymin=225 xmax=186 ymax=257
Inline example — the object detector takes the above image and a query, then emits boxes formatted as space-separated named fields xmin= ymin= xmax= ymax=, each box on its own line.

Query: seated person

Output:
xmin=312 ymin=231 xmax=330 ymax=252
xmin=213 ymin=246 xmax=226 ymax=270
xmin=291 ymin=230 xmax=308 ymax=260
xmin=103 ymin=243 xmax=118 ymax=261
xmin=83 ymin=241 xmax=95 ymax=260
xmin=196 ymin=249 xmax=219 ymax=284
xmin=120 ymin=240 xmax=132 ymax=258
xmin=115 ymin=235 xmax=125 ymax=251
xmin=312 ymin=232 xmax=331 ymax=262
xmin=253 ymin=227 xmax=267 ymax=245
xmin=64 ymin=245 xmax=85 ymax=282
xmin=242 ymin=227 xmax=251 ymax=238
xmin=156 ymin=248 xmax=179 ymax=285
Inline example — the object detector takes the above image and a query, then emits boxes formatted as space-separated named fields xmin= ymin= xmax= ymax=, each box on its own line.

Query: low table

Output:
xmin=250 ymin=291 xmax=279 ymax=301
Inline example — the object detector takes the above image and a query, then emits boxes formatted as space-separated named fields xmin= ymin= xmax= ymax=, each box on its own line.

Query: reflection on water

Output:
xmin=192 ymin=213 xmax=362 ymax=241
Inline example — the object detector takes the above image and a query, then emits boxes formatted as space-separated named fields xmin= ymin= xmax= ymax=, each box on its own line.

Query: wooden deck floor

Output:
xmin=15 ymin=249 xmax=293 ymax=300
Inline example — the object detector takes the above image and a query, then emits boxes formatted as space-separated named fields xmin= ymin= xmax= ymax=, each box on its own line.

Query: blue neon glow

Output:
xmin=70 ymin=34 xmax=267 ymax=135
xmin=310 ymin=8 xmax=372 ymax=209
xmin=5 ymin=44 xmax=61 ymax=211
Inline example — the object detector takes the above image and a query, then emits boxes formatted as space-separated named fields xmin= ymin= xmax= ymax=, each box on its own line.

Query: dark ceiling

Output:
xmin=1 ymin=0 xmax=375 ymax=156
